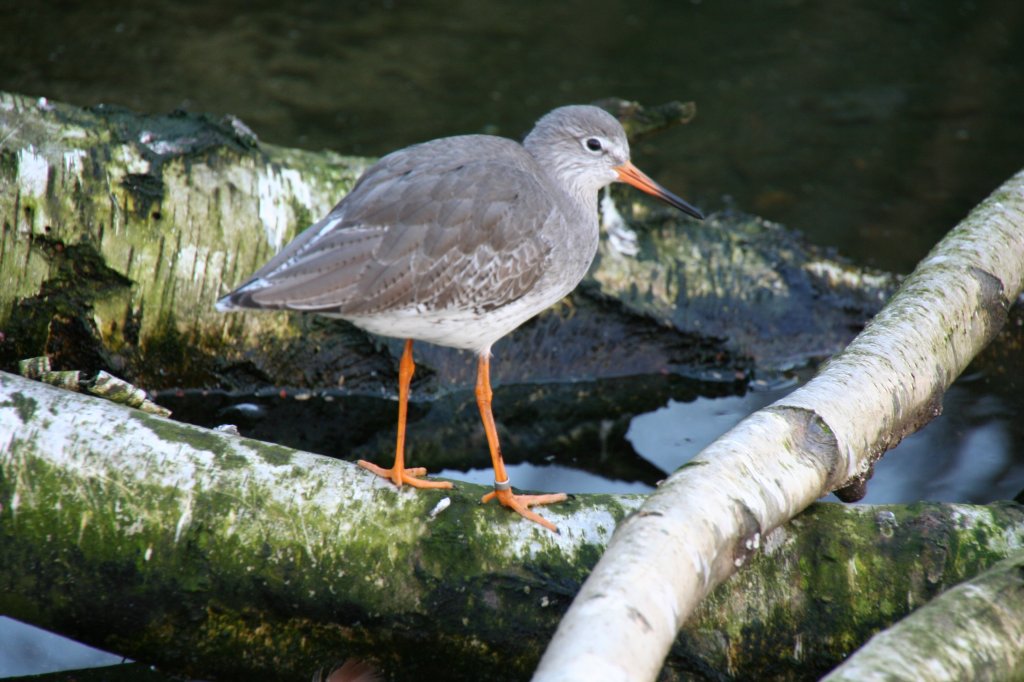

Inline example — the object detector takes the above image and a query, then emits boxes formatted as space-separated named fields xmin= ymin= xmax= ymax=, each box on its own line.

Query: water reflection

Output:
xmin=627 ymin=386 xmax=794 ymax=474
xmin=0 ymin=617 xmax=123 ymax=677
xmin=438 ymin=462 xmax=655 ymax=495
xmin=621 ymin=379 xmax=1023 ymax=505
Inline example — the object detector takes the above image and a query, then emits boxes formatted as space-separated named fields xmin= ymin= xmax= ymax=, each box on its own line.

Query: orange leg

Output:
xmin=476 ymin=354 xmax=567 ymax=532
xmin=358 ymin=339 xmax=452 ymax=490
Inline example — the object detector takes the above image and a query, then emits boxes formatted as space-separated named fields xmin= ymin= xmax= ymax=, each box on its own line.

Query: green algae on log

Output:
xmin=0 ymin=369 xmax=635 ymax=681
xmin=823 ymin=547 xmax=1024 ymax=681
xmin=0 ymin=91 xmax=371 ymax=389
xmin=4 ymin=371 xmax=1024 ymax=680
xmin=1 ymin=91 xmax=895 ymax=394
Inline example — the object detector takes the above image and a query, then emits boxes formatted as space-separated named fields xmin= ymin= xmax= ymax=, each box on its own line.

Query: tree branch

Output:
xmin=0 ymin=369 xmax=638 ymax=680
xmin=532 ymin=169 xmax=1024 ymax=681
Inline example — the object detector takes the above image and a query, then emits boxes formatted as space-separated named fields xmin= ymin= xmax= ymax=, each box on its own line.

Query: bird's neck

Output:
xmin=525 ymin=155 xmax=599 ymax=222
xmin=544 ymin=168 xmax=601 ymax=232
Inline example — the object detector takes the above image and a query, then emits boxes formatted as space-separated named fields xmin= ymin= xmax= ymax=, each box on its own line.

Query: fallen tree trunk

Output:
xmin=822 ymin=550 xmax=1024 ymax=681
xmin=0 ymin=369 xmax=640 ymax=680
xmin=0 ymin=90 xmax=894 ymax=393
xmin=3 ymin=368 xmax=1024 ymax=680
xmin=532 ymin=169 xmax=1024 ymax=681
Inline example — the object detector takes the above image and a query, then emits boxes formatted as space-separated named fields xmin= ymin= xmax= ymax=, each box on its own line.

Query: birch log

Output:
xmin=532 ymin=170 xmax=1024 ymax=681
xmin=822 ymin=551 xmax=1024 ymax=681
xmin=6 ymin=368 xmax=1024 ymax=680
xmin=0 ymin=90 xmax=893 ymax=392
xmin=0 ymin=369 xmax=639 ymax=681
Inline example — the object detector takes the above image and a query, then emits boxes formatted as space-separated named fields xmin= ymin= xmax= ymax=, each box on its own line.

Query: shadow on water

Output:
xmin=157 ymin=372 xmax=746 ymax=488
xmin=159 ymin=347 xmax=1024 ymax=507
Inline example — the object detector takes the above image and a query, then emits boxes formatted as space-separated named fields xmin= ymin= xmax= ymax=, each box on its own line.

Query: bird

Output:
xmin=216 ymin=105 xmax=703 ymax=533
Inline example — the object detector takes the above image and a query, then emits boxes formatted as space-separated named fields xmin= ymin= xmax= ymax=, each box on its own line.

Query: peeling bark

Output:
xmin=0 ymin=90 xmax=894 ymax=394
xmin=532 ymin=170 xmax=1024 ymax=681
xmin=0 ymin=91 xmax=376 ymax=390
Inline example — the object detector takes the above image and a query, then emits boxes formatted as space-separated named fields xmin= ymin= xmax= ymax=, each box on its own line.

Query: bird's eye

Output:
xmin=584 ymin=137 xmax=603 ymax=153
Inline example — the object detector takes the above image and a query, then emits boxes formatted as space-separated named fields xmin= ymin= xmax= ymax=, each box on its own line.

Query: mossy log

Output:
xmin=3 ymin=369 xmax=1024 ymax=681
xmin=0 ymin=369 xmax=635 ymax=680
xmin=0 ymin=91 xmax=375 ymax=390
xmin=534 ymin=170 xmax=1024 ymax=681
xmin=823 ymin=550 xmax=1024 ymax=681
xmin=0 ymin=90 xmax=894 ymax=396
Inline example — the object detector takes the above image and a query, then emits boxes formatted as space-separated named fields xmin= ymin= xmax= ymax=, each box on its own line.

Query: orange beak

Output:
xmin=614 ymin=161 xmax=704 ymax=220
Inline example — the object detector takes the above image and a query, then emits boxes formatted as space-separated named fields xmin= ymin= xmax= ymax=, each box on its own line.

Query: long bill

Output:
xmin=614 ymin=161 xmax=704 ymax=220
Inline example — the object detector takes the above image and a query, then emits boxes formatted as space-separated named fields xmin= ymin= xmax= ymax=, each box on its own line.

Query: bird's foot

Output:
xmin=357 ymin=460 xmax=453 ymax=489
xmin=481 ymin=486 xmax=568 ymax=533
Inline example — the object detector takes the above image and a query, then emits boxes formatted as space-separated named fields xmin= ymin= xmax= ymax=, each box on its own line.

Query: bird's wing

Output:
xmin=219 ymin=137 xmax=558 ymax=316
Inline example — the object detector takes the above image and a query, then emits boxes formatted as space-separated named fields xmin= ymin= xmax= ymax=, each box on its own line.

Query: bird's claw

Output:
xmin=482 ymin=487 xmax=567 ymax=533
xmin=358 ymin=460 xmax=453 ymax=489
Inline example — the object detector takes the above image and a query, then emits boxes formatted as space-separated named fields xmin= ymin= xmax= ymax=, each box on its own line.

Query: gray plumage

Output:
xmin=217 ymin=105 xmax=699 ymax=355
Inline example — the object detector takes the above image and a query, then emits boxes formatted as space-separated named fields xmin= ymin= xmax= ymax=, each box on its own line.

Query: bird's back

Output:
xmin=217 ymin=135 xmax=571 ymax=320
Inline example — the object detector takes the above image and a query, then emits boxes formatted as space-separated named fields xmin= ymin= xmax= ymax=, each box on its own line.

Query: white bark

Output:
xmin=0 ymin=370 xmax=642 ymax=551
xmin=822 ymin=552 xmax=1024 ymax=681
xmin=532 ymin=170 xmax=1024 ymax=682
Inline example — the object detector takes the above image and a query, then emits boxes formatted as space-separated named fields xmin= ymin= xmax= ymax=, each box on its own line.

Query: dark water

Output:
xmin=2 ymin=1 xmax=1024 ymax=676
xmin=5 ymin=1 xmax=1023 ymax=273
